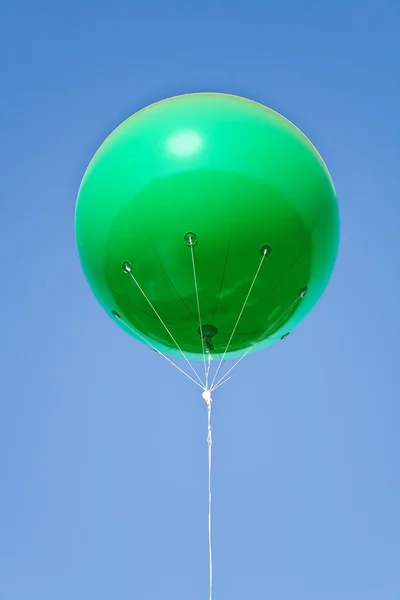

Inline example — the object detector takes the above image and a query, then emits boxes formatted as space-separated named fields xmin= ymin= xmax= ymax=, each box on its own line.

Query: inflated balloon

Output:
xmin=75 ymin=93 xmax=339 ymax=361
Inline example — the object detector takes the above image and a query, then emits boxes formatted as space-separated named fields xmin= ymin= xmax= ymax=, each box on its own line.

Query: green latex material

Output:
xmin=75 ymin=93 xmax=339 ymax=360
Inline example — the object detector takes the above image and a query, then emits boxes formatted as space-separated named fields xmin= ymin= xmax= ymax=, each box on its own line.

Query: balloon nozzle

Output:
xmin=198 ymin=324 xmax=218 ymax=355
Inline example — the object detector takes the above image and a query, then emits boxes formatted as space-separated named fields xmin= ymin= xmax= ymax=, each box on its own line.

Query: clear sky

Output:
xmin=0 ymin=1 xmax=399 ymax=599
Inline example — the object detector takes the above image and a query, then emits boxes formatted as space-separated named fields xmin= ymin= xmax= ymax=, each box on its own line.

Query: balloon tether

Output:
xmin=202 ymin=386 xmax=213 ymax=600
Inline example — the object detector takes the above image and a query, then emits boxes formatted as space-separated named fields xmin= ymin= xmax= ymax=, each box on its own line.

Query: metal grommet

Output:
xmin=122 ymin=261 xmax=132 ymax=273
xmin=260 ymin=243 xmax=272 ymax=256
xmin=184 ymin=232 xmax=198 ymax=246
xmin=299 ymin=287 xmax=308 ymax=298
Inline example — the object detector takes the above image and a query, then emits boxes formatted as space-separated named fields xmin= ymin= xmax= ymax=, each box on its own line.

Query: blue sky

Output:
xmin=1 ymin=1 xmax=399 ymax=598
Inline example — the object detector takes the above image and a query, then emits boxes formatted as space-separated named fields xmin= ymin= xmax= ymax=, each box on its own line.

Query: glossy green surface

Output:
xmin=75 ymin=93 xmax=339 ymax=360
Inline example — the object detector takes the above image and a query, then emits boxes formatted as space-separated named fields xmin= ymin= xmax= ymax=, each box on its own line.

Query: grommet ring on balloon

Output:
xmin=299 ymin=287 xmax=308 ymax=298
xmin=260 ymin=243 xmax=272 ymax=256
xmin=111 ymin=310 xmax=121 ymax=320
xmin=122 ymin=261 xmax=132 ymax=273
xmin=184 ymin=232 xmax=198 ymax=246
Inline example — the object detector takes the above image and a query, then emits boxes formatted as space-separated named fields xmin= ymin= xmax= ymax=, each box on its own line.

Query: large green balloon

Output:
xmin=75 ymin=93 xmax=339 ymax=360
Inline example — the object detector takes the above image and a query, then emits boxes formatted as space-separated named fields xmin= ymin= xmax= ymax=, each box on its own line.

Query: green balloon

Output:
xmin=75 ymin=93 xmax=339 ymax=360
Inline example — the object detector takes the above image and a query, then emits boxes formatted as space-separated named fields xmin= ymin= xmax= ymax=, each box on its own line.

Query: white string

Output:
xmin=206 ymin=352 xmax=212 ymax=389
xmin=211 ymin=295 xmax=303 ymax=391
xmin=210 ymin=253 xmax=266 ymax=389
xmin=120 ymin=318 xmax=205 ymax=390
xmin=127 ymin=270 xmax=205 ymax=388
xmin=209 ymin=375 xmax=232 ymax=393
xmin=189 ymin=243 xmax=208 ymax=383
xmin=187 ymin=242 xmax=213 ymax=600
xmin=206 ymin=397 xmax=213 ymax=600
xmin=211 ymin=348 xmax=252 ymax=392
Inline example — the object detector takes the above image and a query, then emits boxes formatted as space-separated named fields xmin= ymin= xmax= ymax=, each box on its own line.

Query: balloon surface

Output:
xmin=75 ymin=93 xmax=339 ymax=360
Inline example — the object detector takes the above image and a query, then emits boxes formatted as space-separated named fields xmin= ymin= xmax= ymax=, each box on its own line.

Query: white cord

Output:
xmin=210 ymin=253 xmax=266 ymax=389
xmin=190 ymin=243 xmax=208 ymax=384
xmin=121 ymin=319 xmax=205 ymax=390
xmin=211 ymin=295 xmax=303 ymax=391
xmin=205 ymin=394 xmax=213 ymax=600
xmin=127 ymin=269 xmax=205 ymax=388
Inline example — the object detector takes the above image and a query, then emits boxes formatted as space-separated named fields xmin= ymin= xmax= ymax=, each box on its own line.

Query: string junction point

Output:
xmin=202 ymin=388 xmax=212 ymax=404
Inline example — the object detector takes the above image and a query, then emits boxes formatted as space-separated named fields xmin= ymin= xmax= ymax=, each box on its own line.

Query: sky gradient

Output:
xmin=1 ymin=1 xmax=399 ymax=599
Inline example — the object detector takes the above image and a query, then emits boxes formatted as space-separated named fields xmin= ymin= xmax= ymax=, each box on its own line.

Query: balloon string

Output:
xmin=206 ymin=396 xmax=213 ymax=600
xmin=211 ymin=295 xmax=303 ymax=392
xmin=119 ymin=318 xmax=205 ymax=390
xmin=206 ymin=352 xmax=212 ymax=389
xmin=189 ymin=243 xmax=208 ymax=384
xmin=210 ymin=375 xmax=232 ymax=393
xmin=210 ymin=253 xmax=267 ymax=389
xmin=126 ymin=270 xmax=205 ymax=387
